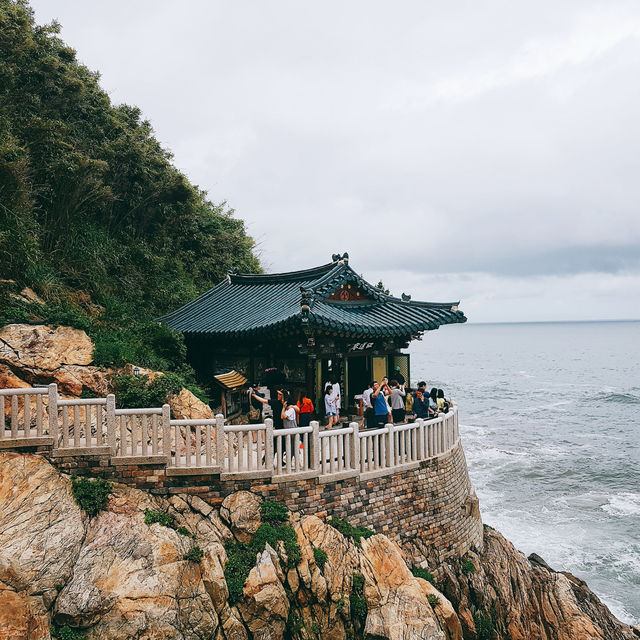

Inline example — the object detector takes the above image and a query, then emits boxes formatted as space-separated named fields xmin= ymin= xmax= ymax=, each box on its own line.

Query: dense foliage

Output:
xmin=0 ymin=1 xmax=260 ymax=391
xmin=71 ymin=476 xmax=112 ymax=517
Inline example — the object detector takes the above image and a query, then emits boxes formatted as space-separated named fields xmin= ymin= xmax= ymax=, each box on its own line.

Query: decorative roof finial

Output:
xmin=331 ymin=253 xmax=341 ymax=263
xmin=401 ymin=293 xmax=411 ymax=302
xmin=300 ymin=287 xmax=311 ymax=323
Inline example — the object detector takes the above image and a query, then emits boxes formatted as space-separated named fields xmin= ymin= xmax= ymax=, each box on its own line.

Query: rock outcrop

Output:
xmin=0 ymin=452 xmax=636 ymax=640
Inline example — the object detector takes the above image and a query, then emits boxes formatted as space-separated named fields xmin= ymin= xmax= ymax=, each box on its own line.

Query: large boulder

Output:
xmin=237 ymin=546 xmax=289 ymax=640
xmin=0 ymin=324 xmax=110 ymax=395
xmin=220 ymin=491 xmax=263 ymax=543
xmin=359 ymin=535 xmax=445 ymax=640
xmin=170 ymin=387 xmax=214 ymax=420
xmin=0 ymin=453 xmax=86 ymax=640
xmin=54 ymin=485 xmax=218 ymax=640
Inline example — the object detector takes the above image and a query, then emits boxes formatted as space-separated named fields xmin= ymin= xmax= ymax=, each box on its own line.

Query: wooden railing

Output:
xmin=0 ymin=383 xmax=461 ymax=481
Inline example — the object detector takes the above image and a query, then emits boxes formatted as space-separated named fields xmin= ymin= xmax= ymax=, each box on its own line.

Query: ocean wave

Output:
xmin=593 ymin=391 xmax=640 ymax=405
xmin=602 ymin=492 xmax=640 ymax=517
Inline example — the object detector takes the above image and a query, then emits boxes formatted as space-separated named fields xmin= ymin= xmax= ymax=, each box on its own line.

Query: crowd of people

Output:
xmin=360 ymin=379 xmax=451 ymax=429
xmin=246 ymin=377 xmax=450 ymax=432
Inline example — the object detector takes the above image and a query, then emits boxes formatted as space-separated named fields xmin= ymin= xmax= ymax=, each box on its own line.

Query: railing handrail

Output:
xmin=0 ymin=383 xmax=461 ymax=480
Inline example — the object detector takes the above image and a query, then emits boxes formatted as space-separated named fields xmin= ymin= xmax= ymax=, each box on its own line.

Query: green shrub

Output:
xmin=285 ymin=610 xmax=304 ymax=638
xmin=427 ymin=594 xmax=440 ymax=606
xmin=311 ymin=622 xmax=321 ymax=635
xmin=473 ymin=612 xmax=495 ymax=640
xmin=411 ymin=567 xmax=435 ymax=584
xmin=224 ymin=519 xmax=302 ymax=604
xmin=337 ymin=597 xmax=345 ymax=612
xmin=350 ymin=572 xmax=367 ymax=623
xmin=461 ymin=559 xmax=476 ymax=575
xmin=71 ymin=476 xmax=112 ymax=517
xmin=328 ymin=517 xmax=375 ymax=546
xmin=184 ymin=546 xmax=204 ymax=562
xmin=51 ymin=625 xmax=85 ymax=640
xmin=176 ymin=526 xmax=191 ymax=537
xmin=144 ymin=508 xmax=175 ymax=528
xmin=313 ymin=547 xmax=327 ymax=569
xmin=261 ymin=500 xmax=290 ymax=525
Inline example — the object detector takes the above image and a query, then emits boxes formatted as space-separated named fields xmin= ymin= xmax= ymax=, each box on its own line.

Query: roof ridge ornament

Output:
xmin=300 ymin=287 xmax=311 ymax=324
xmin=331 ymin=252 xmax=350 ymax=264
xmin=401 ymin=293 xmax=411 ymax=301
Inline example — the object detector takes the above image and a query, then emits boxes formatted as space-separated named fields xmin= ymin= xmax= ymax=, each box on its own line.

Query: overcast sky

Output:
xmin=31 ymin=1 xmax=640 ymax=322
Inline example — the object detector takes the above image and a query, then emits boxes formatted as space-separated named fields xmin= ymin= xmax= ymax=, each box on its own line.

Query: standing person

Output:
xmin=389 ymin=380 xmax=406 ymax=423
xmin=392 ymin=365 xmax=405 ymax=386
xmin=405 ymin=387 xmax=414 ymax=420
xmin=413 ymin=381 xmax=427 ymax=401
xmin=437 ymin=389 xmax=450 ymax=413
xmin=296 ymin=389 xmax=314 ymax=427
xmin=413 ymin=389 xmax=430 ymax=419
xmin=429 ymin=387 xmax=439 ymax=415
xmin=324 ymin=384 xmax=337 ymax=429
xmin=332 ymin=379 xmax=341 ymax=421
xmin=361 ymin=382 xmax=374 ymax=429
xmin=252 ymin=388 xmax=285 ymax=430
xmin=281 ymin=391 xmax=298 ymax=428
xmin=370 ymin=380 xmax=390 ymax=427
xmin=247 ymin=382 xmax=264 ymax=445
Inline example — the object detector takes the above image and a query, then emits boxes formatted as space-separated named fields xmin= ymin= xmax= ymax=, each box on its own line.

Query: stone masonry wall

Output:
xmin=48 ymin=441 xmax=483 ymax=565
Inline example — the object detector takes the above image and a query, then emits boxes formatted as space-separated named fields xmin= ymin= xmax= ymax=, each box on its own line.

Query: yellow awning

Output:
xmin=213 ymin=370 xmax=248 ymax=391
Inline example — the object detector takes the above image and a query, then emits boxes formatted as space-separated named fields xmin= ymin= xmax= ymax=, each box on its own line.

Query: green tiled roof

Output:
xmin=158 ymin=259 xmax=466 ymax=338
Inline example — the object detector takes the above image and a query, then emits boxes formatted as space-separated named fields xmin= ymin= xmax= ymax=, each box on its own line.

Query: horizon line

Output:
xmin=464 ymin=318 xmax=640 ymax=326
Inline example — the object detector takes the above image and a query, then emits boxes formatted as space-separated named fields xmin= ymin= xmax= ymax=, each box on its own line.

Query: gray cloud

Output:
xmin=30 ymin=0 xmax=640 ymax=320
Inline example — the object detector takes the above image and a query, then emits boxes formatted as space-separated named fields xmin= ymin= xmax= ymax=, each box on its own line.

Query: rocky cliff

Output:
xmin=0 ymin=452 xmax=636 ymax=640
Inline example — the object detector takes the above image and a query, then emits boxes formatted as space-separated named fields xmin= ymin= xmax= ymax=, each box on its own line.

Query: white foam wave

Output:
xmin=602 ymin=492 xmax=640 ymax=517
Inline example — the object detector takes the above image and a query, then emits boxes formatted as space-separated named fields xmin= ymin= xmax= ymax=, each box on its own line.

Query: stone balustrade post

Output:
xmin=47 ymin=383 xmax=58 ymax=445
xmin=215 ymin=414 xmax=225 ymax=468
xmin=386 ymin=422 xmax=395 ymax=468
xmin=309 ymin=420 xmax=320 ymax=471
xmin=162 ymin=404 xmax=171 ymax=464
xmin=416 ymin=418 xmax=425 ymax=459
xmin=349 ymin=421 xmax=360 ymax=470
xmin=106 ymin=394 xmax=116 ymax=454
xmin=265 ymin=418 xmax=274 ymax=472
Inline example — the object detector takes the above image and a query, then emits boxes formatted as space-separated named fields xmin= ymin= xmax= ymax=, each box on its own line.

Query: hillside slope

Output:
xmin=0 ymin=0 xmax=259 ymax=387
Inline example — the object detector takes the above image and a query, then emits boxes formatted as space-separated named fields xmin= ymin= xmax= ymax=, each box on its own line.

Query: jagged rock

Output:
xmin=441 ymin=527 xmax=637 ymax=640
xmin=13 ymin=287 xmax=45 ymax=305
xmin=54 ymin=484 xmax=218 ymax=640
xmin=359 ymin=535 xmax=445 ymax=640
xmin=0 ymin=453 xmax=85 ymax=640
xmin=415 ymin=578 xmax=463 ymax=640
xmin=237 ymin=545 xmax=289 ymax=640
xmin=220 ymin=491 xmax=263 ymax=543
xmin=170 ymin=387 xmax=215 ymax=420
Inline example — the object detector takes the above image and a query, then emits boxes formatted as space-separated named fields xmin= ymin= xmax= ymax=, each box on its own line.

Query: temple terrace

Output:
xmin=158 ymin=253 xmax=466 ymax=413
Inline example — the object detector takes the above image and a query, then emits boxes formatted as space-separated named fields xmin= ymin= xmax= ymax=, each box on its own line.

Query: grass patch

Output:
xmin=329 ymin=517 xmax=375 ymax=546
xmin=427 ymin=594 xmax=440 ymax=606
xmin=350 ymin=573 xmax=367 ymax=623
xmin=261 ymin=500 xmax=290 ymax=525
xmin=144 ymin=509 xmax=175 ymax=528
xmin=473 ymin=612 xmax=495 ymax=640
xmin=176 ymin=526 xmax=191 ymax=537
xmin=313 ymin=547 xmax=327 ymax=570
xmin=51 ymin=625 xmax=85 ymax=640
xmin=461 ymin=558 xmax=476 ymax=575
xmin=71 ymin=476 xmax=112 ymax=517
xmin=184 ymin=546 xmax=204 ymax=562
xmin=411 ymin=567 xmax=435 ymax=584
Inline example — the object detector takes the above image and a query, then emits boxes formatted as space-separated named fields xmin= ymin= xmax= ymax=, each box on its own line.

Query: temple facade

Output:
xmin=158 ymin=253 xmax=466 ymax=411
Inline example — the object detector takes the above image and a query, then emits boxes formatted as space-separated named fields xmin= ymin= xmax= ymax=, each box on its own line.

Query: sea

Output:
xmin=410 ymin=320 xmax=640 ymax=626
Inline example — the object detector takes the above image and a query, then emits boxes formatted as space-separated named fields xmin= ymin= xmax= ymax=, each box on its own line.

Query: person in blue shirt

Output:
xmin=370 ymin=380 xmax=391 ymax=427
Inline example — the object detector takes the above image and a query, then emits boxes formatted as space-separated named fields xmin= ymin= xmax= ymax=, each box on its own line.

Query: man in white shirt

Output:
xmin=361 ymin=382 xmax=374 ymax=429
xmin=332 ymin=380 xmax=341 ymax=417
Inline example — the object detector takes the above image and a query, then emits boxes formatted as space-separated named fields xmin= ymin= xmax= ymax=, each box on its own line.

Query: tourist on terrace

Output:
xmin=405 ymin=387 xmax=414 ymax=420
xmin=371 ymin=380 xmax=391 ymax=427
xmin=437 ymin=388 xmax=450 ymax=413
xmin=324 ymin=384 xmax=337 ymax=429
xmin=281 ymin=391 xmax=298 ymax=428
xmin=389 ymin=380 xmax=406 ymax=423
xmin=413 ymin=381 xmax=427 ymax=400
xmin=361 ymin=382 xmax=374 ymax=429
xmin=429 ymin=388 xmax=439 ymax=415
xmin=413 ymin=389 xmax=430 ymax=419
xmin=296 ymin=389 xmax=314 ymax=427
xmin=251 ymin=388 xmax=285 ymax=429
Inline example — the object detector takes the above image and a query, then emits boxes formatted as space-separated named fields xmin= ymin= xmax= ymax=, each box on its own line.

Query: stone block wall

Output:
xmin=48 ymin=440 xmax=483 ymax=565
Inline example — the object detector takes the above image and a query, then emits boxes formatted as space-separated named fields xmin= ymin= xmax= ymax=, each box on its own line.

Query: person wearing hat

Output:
xmin=393 ymin=365 xmax=405 ymax=386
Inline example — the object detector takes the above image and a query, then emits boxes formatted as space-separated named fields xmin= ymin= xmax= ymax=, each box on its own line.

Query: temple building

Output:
xmin=158 ymin=253 xmax=466 ymax=412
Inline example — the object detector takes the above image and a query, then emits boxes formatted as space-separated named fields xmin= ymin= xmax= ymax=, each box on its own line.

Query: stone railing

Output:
xmin=0 ymin=384 xmax=460 ymax=482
